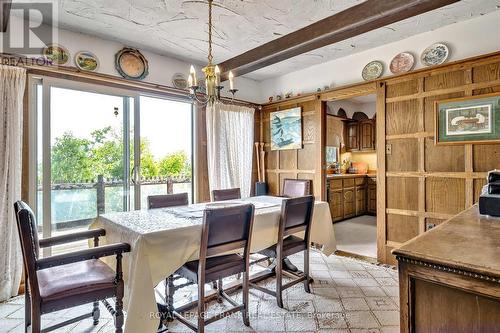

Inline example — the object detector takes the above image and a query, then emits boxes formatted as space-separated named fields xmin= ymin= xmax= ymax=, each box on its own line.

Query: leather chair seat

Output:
xmin=176 ymin=254 xmax=245 ymax=283
xmin=258 ymin=235 xmax=306 ymax=258
xmin=37 ymin=259 xmax=116 ymax=302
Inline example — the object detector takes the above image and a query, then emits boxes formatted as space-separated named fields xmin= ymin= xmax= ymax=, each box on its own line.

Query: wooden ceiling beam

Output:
xmin=1 ymin=0 xmax=12 ymax=33
xmin=218 ymin=0 xmax=459 ymax=80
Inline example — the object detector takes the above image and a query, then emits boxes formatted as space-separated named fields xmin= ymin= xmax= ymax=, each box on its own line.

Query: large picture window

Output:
xmin=29 ymin=77 xmax=193 ymax=255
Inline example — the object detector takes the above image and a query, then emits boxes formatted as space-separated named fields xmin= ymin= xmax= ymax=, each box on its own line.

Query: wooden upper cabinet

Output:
xmin=359 ymin=120 xmax=376 ymax=151
xmin=346 ymin=122 xmax=359 ymax=151
xmin=345 ymin=119 xmax=376 ymax=152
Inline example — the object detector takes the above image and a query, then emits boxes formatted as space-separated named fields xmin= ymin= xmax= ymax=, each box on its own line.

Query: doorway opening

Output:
xmin=325 ymin=93 xmax=378 ymax=259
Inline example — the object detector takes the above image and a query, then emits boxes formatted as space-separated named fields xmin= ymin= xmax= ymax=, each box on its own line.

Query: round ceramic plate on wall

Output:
xmin=421 ymin=43 xmax=449 ymax=66
xmin=172 ymin=73 xmax=188 ymax=89
xmin=42 ymin=44 xmax=70 ymax=65
xmin=390 ymin=52 xmax=415 ymax=74
xmin=362 ymin=61 xmax=384 ymax=81
xmin=115 ymin=47 xmax=149 ymax=80
xmin=74 ymin=51 xmax=99 ymax=71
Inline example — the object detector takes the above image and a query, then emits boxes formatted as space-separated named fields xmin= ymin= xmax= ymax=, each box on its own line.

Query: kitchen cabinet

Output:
xmin=368 ymin=177 xmax=377 ymax=215
xmin=327 ymin=175 xmax=376 ymax=222
xmin=344 ymin=119 xmax=376 ymax=152
xmin=345 ymin=121 xmax=359 ymax=151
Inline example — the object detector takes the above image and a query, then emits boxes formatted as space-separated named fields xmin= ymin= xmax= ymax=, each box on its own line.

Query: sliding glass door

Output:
xmin=135 ymin=96 xmax=193 ymax=208
xmin=30 ymin=77 xmax=193 ymax=255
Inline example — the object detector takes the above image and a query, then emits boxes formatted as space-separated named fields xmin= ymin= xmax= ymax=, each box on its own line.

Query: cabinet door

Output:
xmin=356 ymin=186 xmax=367 ymax=215
xmin=343 ymin=188 xmax=355 ymax=218
xmin=329 ymin=190 xmax=343 ymax=222
xmin=368 ymin=185 xmax=377 ymax=214
xmin=360 ymin=121 xmax=375 ymax=150
xmin=346 ymin=123 xmax=359 ymax=151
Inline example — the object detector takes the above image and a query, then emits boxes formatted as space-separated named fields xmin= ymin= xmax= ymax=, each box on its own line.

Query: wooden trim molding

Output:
xmin=395 ymin=256 xmax=500 ymax=283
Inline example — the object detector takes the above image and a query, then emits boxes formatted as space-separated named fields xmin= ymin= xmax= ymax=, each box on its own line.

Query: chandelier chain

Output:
xmin=207 ymin=0 xmax=213 ymax=65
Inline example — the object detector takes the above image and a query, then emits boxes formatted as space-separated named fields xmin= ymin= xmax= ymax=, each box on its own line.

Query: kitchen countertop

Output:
xmin=326 ymin=173 xmax=377 ymax=179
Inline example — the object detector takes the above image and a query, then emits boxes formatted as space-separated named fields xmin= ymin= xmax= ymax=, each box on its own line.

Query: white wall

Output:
xmin=8 ymin=15 xmax=262 ymax=103
xmin=259 ymin=11 xmax=500 ymax=103
xmin=327 ymin=100 xmax=376 ymax=119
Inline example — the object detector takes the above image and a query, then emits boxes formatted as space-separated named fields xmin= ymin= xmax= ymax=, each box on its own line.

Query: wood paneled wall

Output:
xmin=261 ymin=96 xmax=325 ymax=200
xmin=260 ymin=52 xmax=500 ymax=265
xmin=380 ymin=55 xmax=500 ymax=264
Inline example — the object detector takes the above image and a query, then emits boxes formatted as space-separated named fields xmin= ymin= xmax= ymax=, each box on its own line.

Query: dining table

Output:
xmin=90 ymin=195 xmax=336 ymax=333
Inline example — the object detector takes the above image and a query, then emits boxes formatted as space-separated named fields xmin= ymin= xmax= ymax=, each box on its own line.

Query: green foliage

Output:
xmin=50 ymin=127 xmax=191 ymax=183
xmin=51 ymin=132 xmax=92 ymax=183
xmin=158 ymin=151 xmax=190 ymax=177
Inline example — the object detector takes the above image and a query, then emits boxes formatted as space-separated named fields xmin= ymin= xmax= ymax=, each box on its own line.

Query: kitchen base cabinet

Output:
xmin=327 ymin=175 xmax=376 ymax=222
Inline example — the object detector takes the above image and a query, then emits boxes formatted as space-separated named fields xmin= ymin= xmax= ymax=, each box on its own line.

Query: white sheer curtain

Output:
xmin=206 ymin=101 xmax=255 ymax=198
xmin=0 ymin=65 xmax=25 ymax=301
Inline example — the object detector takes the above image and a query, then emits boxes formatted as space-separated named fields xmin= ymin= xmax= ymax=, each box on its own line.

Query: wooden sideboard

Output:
xmin=327 ymin=174 xmax=376 ymax=222
xmin=393 ymin=205 xmax=500 ymax=333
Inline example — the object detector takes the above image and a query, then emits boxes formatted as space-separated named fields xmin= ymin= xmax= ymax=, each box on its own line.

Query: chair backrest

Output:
xmin=200 ymin=204 xmax=255 ymax=259
xmin=279 ymin=195 xmax=315 ymax=239
xmin=14 ymin=201 xmax=40 ymax=298
xmin=147 ymin=193 xmax=189 ymax=209
xmin=211 ymin=188 xmax=241 ymax=202
xmin=282 ymin=179 xmax=312 ymax=198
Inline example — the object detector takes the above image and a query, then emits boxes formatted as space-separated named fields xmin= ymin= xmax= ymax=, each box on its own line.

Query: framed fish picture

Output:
xmin=435 ymin=92 xmax=500 ymax=145
xmin=270 ymin=107 xmax=302 ymax=150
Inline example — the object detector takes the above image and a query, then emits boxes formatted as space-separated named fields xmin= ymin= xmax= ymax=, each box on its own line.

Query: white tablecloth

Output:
xmin=90 ymin=196 xmax=336 ymax=333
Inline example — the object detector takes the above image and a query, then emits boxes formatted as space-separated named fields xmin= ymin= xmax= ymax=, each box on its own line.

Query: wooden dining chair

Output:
xmin=169 ymin=204 xmax=255 ymax=333
xmin=282 ymin=178 xmax=312 ymax=197
xmin=147 ymin=192 xmax=189 ymax=209
xmin=211 ymin=188 xmax=241 ymax=201
xmin=14 ymin=201 xmax=131 ymax=333
xmin=252 ymin=195 xmax=315 ymax=308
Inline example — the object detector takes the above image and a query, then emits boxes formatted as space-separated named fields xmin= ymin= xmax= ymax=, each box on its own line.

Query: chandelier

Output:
xmin=187 ymin=0 xmax=237 ymax=104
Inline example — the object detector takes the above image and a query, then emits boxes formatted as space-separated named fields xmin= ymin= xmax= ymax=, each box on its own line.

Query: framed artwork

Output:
xmin=435 ymin=92 xmax=500 ymax=145
xmin=270 ymin=107 xmax=302 ymax=150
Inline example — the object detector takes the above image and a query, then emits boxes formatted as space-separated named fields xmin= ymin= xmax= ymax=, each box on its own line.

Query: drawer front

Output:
xmin=343 ymin=178 xmax=355 ymax=188
xmin=355 ymin=177 xmax=366 ymax=186
xmin=329 ymin=179 xmax=343 ymax=190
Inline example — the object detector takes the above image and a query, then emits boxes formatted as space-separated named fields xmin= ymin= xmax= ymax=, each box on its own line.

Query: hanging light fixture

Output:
xmin=187 ymin=0 xmax=237 ymax=104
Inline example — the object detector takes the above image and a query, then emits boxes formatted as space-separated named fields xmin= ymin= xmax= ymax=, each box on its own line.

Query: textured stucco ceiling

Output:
xmin=15 ymin=0 xmax=500 ymax=80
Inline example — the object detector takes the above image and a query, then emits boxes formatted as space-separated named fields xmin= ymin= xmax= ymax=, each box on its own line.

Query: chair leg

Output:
xmin=92 ymin=301 xmax=100 ymax=325
xmin=197 ymin=282 xmax=205 ymax=333
xmin=31 ymin=307 xmax=41 ymax=333
xmin=276 ymin=256 xmax=284 ymax=308
xmin=304 ymin=248 xmax=311 ymax=293
xmin=25 ymin=285 xmax=31 ymax=333
xmin=216 ymin=278 xmax=223 ymax=303
xmin=115 ymin=283 xmax=125 ymax=333
xmin=242 ymin=271 xmax=250 ymax=326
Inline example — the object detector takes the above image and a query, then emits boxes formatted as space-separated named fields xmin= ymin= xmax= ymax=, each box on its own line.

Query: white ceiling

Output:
xmin=16 ymin=0 xmax=500 ymax=81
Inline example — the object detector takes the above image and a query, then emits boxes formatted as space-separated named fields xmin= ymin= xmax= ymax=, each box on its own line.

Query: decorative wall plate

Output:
xmin=42 ymin=44 xmax=70 ymax=65
xmin=172 ymin=73 xmax=188 ymax=89
xmin=390 ymin=52 xmax=414 ymax=74
xmin=115 ymin=48 xmax=149 ymax=80
xmin=74 ymin=51 xmax=99 ymax=71
xmin=362 ymin=61 xmax=383 ymax=81
xmin=421 ymin=43 xmax=449 ymax=66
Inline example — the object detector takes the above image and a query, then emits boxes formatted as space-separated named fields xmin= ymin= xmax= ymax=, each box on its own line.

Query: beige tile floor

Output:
xmin=0 ymin=251 xmax=400 ymax=333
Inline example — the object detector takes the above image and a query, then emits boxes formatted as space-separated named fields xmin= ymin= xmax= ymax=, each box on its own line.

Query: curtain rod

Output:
xmin=0 ymin=53 xmax=262 ymax=109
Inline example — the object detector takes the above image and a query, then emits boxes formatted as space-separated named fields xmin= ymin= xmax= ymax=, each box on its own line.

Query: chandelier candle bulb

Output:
xmin=215 ymin=65 xmax=220 ymax=85
xmin=187 ymin=74 xmax=193 ymax=88
xmin=189 ymin=65 xmax=197 ymax=86
xmin=229 ymin=71 xmax=234 ymax=90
